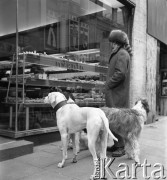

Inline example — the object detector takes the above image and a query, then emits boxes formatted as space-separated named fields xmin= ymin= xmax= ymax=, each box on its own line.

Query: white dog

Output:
xmin=101 ymin=99 xmax=149 ymax=164
xmin=44 ymin=92 xmax=117 ymax=179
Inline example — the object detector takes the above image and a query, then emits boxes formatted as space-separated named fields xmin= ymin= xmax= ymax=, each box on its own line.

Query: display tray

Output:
xmin=3 ymin=101 xmax=105 ymax=108
xmin=0 ymin=101 xmax=105 ymax=138
xmin=0 ymin=127 xmax=59 ymax=138
xmin=1 ymin=78 xmax=105 ymax=90
xmin=21 ymin=54 xmax=108 ymax=74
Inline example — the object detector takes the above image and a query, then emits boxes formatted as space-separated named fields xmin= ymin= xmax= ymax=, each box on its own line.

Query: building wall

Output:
xmin=130 ymin=0 xmax=147 ymax=105
xmin=146 ymin=35 xmax=157 ymax=120
xmin=130 ymin=0 xmax=157 ymax=122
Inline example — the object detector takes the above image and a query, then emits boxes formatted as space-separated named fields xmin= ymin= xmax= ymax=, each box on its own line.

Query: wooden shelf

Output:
xmin=26 ymin=79 xmax=104 ymax=90
xmin=0 ymin=54 xmax=107 ymax=138
xmin=0 ymin=127 xmax=59 ymax=138
xmin=21 ymin=54 xmax=108 ymax=74
xmin=1 ymin=101 xmax=105 ymax=136
xmin=1 ymin=78 xmax=104 ymax=90
xmin=4 ymin=101 xmax=105 ymax=108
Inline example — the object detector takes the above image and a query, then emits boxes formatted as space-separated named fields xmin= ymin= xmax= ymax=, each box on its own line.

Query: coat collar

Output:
xmin=109 ymin=46 xmax=122 ymax=63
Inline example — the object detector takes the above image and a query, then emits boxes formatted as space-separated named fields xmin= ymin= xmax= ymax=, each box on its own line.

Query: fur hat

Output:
xmin=109 ymin=30 xmax=129 ymax=45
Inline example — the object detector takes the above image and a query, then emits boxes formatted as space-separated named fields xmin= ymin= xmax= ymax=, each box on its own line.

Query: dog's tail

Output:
xmin=100 ymin=110 xmax=118 ymax=142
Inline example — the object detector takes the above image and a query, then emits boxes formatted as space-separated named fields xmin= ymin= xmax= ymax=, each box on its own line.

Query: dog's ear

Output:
xmin=62 ymin=91 xmax=70 ymax=100
xmin=141 ymin=99 xmax=150 ymax=114
xmin=48 ymin=93 xmax=57 ymax=108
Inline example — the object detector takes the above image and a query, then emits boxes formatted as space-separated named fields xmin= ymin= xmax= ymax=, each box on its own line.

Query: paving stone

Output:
xmin=0 ymin=140 xmax=33 ymax=162
xmin=139 ymin=137 xmax=165 ymax=148
xmin=139 ymin=153 xmax=167 ymax=170
xmin=43 ymin=155 xmax=93 ymax=180
xmin=141 ymin=130 xmax=166 ymax=141
xmin=50 ymin=141 xmax=62 ymax=147
xmin=0 ymin=136 xmax=14 ymax=144
xmin=0 ymin=160 xmax=42 ymax=180
xmin=140 ymin=144 xmax=166 ymax=158
xmin=15 ymin=151 xmax=59 ymax=168
xmin=21 ymin=168 xmax=80 ymax=180
xmin=35 ymin=144 xmax=63 ymax=154
xmin=136 ymin=168 xmax=167 ymax=180
xmin=0 ymin=116 xmax=167 ymax=180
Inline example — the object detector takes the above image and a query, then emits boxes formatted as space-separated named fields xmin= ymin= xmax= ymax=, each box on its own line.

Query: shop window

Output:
xmin=0 ymin=0 xmax=132 ymax=137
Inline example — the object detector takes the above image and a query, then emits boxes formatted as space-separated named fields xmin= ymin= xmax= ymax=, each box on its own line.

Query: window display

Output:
xmin=0 ymin=0 xmax=132 ymax=137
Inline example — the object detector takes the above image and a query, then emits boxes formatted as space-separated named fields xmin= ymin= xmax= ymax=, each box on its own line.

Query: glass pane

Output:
xmin=0 ymin=0 xmax=17 ymax=131
xmin=16 ymin=0 xmax=127 ymax=54
xmin=16 ymin=0 xmax=128 ymax=73
xmin=0 ymin=0 xmax=130 ymax=132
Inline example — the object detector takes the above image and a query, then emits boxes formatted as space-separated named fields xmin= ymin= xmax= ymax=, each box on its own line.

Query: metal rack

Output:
xmin=1 ymin=53 xmax=107 ymax=138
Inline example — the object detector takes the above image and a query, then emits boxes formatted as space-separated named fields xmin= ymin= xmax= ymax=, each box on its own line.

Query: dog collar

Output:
xmin=54 ymin=100 xmax=67 ymax=112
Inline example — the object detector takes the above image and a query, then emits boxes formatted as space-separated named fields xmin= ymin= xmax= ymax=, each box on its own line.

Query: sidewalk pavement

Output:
xmin=0 ymin=116 xmax=167 ymax=180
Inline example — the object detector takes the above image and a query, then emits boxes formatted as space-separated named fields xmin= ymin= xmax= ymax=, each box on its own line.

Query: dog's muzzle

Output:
xmin=44 ymin=97 xmax=49 ymax=104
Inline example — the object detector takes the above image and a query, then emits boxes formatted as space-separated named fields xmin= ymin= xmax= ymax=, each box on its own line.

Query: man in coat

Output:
xmin=105 ymin=29 xmax=132 ymax=157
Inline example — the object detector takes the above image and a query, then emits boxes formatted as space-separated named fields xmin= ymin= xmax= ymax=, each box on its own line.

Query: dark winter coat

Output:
xmin=105 ymin=47 xmax=130 ymax=108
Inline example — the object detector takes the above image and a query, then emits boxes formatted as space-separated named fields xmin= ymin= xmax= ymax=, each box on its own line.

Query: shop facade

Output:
xmin=0 ymin=0 xmax=165 ymax=138
xmin=133 ymin=0 xmax=167 ymax=117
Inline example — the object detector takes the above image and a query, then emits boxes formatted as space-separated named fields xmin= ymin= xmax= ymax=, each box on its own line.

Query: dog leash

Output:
xmin=54 ymin=100 xmax=67 ymax=112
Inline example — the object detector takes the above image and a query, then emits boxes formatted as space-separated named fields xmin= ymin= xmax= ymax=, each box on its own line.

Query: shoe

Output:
xmin=107 ymin=145 xmax=118 ymax=152
xmin=111 ymin=148 xmax=125 ymax=157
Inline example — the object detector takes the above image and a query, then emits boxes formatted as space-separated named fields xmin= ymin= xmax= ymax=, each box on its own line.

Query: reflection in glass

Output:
xmin=0 ymin=0 xmax=131 ymax=132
